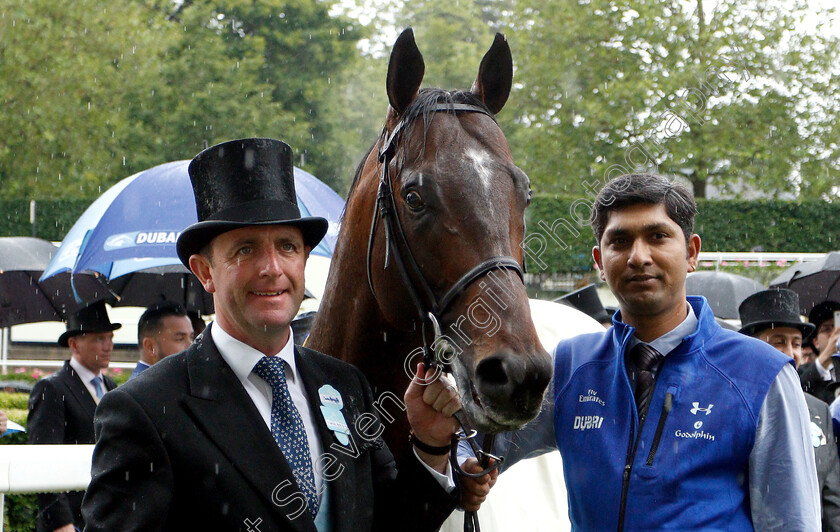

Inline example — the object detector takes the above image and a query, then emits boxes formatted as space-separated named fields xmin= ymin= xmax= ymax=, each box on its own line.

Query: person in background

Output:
xmin=28 ymin=301 xmax=120 ymax=532
xmin=800 ymin=301 xmax=840 ymax=403
xmin=804 ymin=335 xmax=820 ymax=366
xmin=187 ymin=309 xmax=206 ymax=339
xmin=130 ymin=301 xmax=194 ymax=380
xmin=739 ymin=288 xmax=840 ymax=531
xmin=0 ymin=410 xmax=7 ymax=435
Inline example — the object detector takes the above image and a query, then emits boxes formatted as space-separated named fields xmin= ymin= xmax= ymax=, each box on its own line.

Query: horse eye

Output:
xmin=526 ymin=188 xmax=532 ymax=206
xmin=405 ymin=190 xmax=425 ymax=210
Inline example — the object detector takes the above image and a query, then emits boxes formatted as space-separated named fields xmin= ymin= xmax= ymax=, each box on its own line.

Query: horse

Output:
xmin=307 ymin=28 xmax=552 ymax=461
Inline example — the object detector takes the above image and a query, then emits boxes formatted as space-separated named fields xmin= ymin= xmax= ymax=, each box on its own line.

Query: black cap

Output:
xmin=176 ymin=138 xmax=329 ymax=267
xmin=809 ymin=301 xmax=840 ymax=329
xmin=738 ymin=288 xmax=815 ymax=339
xmin=555 ymin=284 xmax=611 ymax=324
xmin=58 ymin=301 xmax=122 ymax=347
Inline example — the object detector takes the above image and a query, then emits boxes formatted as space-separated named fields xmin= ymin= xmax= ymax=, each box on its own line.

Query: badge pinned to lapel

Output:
xmin=319 ymin=385 xmax=351 ymax=445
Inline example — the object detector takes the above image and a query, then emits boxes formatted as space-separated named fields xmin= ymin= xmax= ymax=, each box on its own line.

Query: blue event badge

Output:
xmin=319 ymin=384 xmax=351 ymax=445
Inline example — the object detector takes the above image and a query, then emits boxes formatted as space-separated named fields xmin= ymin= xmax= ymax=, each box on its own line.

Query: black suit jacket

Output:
xmin=82 ymin=326 xmax=457 ymax=531
xmin=806 ymin=393 xmax=840 ymax=532
xmin=27 ymin=360 xmax=117 ymax=532
xmin=802 ymin=362 xmax=836 ymax=404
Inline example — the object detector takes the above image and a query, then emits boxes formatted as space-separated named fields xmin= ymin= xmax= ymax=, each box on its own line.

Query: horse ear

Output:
xmin=387 ymin=28 xmax=425 ymax=115
xmin=472 ymin=33 xmax=513 ymax=115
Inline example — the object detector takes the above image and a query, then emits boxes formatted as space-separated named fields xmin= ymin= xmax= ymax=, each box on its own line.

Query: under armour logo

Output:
xmin=244 ymin=517 xmax=263 ymax=532
xmin=690 ymin=402 xmax=714 ymax=415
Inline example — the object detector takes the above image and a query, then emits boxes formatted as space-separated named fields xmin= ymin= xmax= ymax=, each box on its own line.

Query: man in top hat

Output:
xmin=739 ymin=288 xmax=840 ymax=531
xmin=82 ymin=138 xmax=460 ymax=531
xmin=28 ymin=300 xmax=120 ymax=532
xmin=801 ymin=301 xmax=840 ymax=403
xmin=555 ymin=283 xmax=613 ymax=328
xmin=129 ymin=301 xmax=194 ymax=380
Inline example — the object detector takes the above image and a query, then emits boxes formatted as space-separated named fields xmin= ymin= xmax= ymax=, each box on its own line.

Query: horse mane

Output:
xmin=346 ymin=88 xmax=492 ymax=201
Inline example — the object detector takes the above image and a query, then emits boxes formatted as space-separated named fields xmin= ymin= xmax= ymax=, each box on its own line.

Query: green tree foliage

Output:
xmin=0 ymin=0 xmax=169 ymax=198
xmin=0 ymin=0 xmax=366 ymax=198
xmin=505 ymin=0 xmax=840 ymax=199
xmin=166 ymin=0 xmax=363 ymax=190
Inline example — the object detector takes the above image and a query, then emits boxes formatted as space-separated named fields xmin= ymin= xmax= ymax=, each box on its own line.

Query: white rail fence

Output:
xmin=0 ymin=444 xmax=94 ymax=532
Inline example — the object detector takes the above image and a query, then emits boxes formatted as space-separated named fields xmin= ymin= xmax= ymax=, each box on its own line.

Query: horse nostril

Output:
xmin=475 ymin=355 xmax=510 ymax=388
xmin=473 ymin=352 xmax=551 ymax=415
xmin=474 ymin=353 xmax=526 ymax=404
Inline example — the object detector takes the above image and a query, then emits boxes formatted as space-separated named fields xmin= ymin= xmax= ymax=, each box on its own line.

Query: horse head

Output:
xmin=352 ymin=29 xmax=552 ymax=433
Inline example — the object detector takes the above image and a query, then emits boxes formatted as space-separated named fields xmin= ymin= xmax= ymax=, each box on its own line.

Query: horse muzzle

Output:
xmin=455 ymin=349 xmax=552 ymax=432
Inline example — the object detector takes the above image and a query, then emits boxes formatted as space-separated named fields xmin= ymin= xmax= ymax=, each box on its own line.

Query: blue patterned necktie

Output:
xmin=253 ymin=356 xmax=319 ymax=519
xmin=91 ymin=376 xmax=104 ymax=400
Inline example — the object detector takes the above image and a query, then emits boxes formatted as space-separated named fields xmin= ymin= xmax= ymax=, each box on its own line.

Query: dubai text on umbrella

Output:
xmin=40 ymin=160 xmax=344 ymax=312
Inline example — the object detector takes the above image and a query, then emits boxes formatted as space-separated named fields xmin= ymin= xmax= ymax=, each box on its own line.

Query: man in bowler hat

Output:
xmin=82 ymin=138 xmax=461 ymax=531
xmin=28 ymin=300 xmax=120 ymax=532
xmin=801 ymin=301 xmax=840 ymax=403
xmin=739 ymin=288 xmax=840 ymax=531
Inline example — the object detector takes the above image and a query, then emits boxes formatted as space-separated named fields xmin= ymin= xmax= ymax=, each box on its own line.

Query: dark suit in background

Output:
xmin=806 ymin=393 xmax=840 ymax=531
xmin=802 ymin=360 xmax=836 ymax=404
xmin=28 ymin=361 xmax=116 ymax=532
xmin=82 ymin=328 xmax=457 ymax=531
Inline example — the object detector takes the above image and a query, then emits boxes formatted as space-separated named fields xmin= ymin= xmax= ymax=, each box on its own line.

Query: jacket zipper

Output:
xmin=618 ymin=391 xmax=674 ymax=531
xmin=618 ymin=409 xmax=644 ymax=532
xmin=645 ymin=392 xmax=674 ymax=466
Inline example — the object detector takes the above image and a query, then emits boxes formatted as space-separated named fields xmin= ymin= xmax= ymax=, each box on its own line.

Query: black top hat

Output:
xmin=176 ymin=138 xmax=329 ymax=267
xmin=555 ymin=284 xmax=611 ymax=324
xmin=738 ymin=288 xmax=815 ymax=339
xmin=809 ymin=301 xmax=840 ymax=329
xmin=58 ymin=300 xmax=122 ymax=347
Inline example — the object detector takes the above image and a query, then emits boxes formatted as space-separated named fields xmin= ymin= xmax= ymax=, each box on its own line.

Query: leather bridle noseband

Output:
xmin=365 ymin=102 xmax=520 ymax=531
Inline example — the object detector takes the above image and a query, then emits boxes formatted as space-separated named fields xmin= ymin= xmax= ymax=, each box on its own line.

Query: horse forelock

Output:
xmin=347 ymin=88 xmax=497 ymax=202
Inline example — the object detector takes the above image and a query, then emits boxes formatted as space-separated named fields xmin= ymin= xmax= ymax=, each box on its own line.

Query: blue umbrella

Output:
xmin=40 ymin=160 xmax=344 ymax=310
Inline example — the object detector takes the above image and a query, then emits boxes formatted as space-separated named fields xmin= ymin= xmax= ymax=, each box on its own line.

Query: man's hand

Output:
xmin=818 ymin=326 xmax=840 ymax=369
xmin=53 ymin=524 xmax=75 ymax=532
xmin=459 ymin=457 xmax=499 ymax=511
xmin=404 ymin=363 xmax=460 ymax=473
xmin=0 ymin=410 xmax=7 ymax=434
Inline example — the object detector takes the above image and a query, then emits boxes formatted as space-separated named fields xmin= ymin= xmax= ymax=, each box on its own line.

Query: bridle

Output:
xmin=366 ymin=102 xmax=519 ymax=531
xmin=365 ymin=102 xmax=525 ymax=363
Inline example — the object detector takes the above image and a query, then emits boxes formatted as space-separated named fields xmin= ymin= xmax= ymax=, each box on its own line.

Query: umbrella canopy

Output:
xmin=769 ymin=252 xmax=840 ymax=315
xmin=0 ymin=237 xmax=65 ymax=327
xmin=686 ymin=271 xmax=765 ymax=320
xmin=41 ymin=160 xmax=344 ymax=312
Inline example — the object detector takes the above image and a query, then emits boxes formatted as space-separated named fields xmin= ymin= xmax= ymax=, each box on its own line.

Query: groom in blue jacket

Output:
xmin=482 ymin=173 xmax=820 ymax=530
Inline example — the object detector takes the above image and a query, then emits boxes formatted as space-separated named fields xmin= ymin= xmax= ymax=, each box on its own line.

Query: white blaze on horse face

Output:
xmin=465 ymin=147 xmax=494 ymax=191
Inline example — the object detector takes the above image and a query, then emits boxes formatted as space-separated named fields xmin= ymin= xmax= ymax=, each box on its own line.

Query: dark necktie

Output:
xmin=253 ymin=356 xmax=319 ymax=519
xmin=631 ymin=343 xmax=663 ymax=421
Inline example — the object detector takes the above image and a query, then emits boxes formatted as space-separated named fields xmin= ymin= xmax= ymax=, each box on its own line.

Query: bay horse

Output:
xmin=307 ymin=29 xmax=552 ymax=461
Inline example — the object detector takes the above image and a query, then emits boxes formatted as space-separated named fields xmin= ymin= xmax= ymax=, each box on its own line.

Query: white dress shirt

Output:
xmin=211 ymin=322 xmax=455 ymax=502
xmin=212 ymin=324 xmax=326 ymax=495
xmin=69 ymin=356 xmax=104 ymax=404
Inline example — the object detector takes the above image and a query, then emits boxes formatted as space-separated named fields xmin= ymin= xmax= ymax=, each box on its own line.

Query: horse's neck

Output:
xmin=308 ymin=188 xmax=389 ymax=365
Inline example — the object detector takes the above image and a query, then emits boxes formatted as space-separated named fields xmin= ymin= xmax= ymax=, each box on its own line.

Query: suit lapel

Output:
xmin=60 ymin=361 xmax=98 ymax=422
xmin=296 ymin=348 xmax=362 ymax=532
xmin=182 ymin=330 xmax=316 ymax=532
